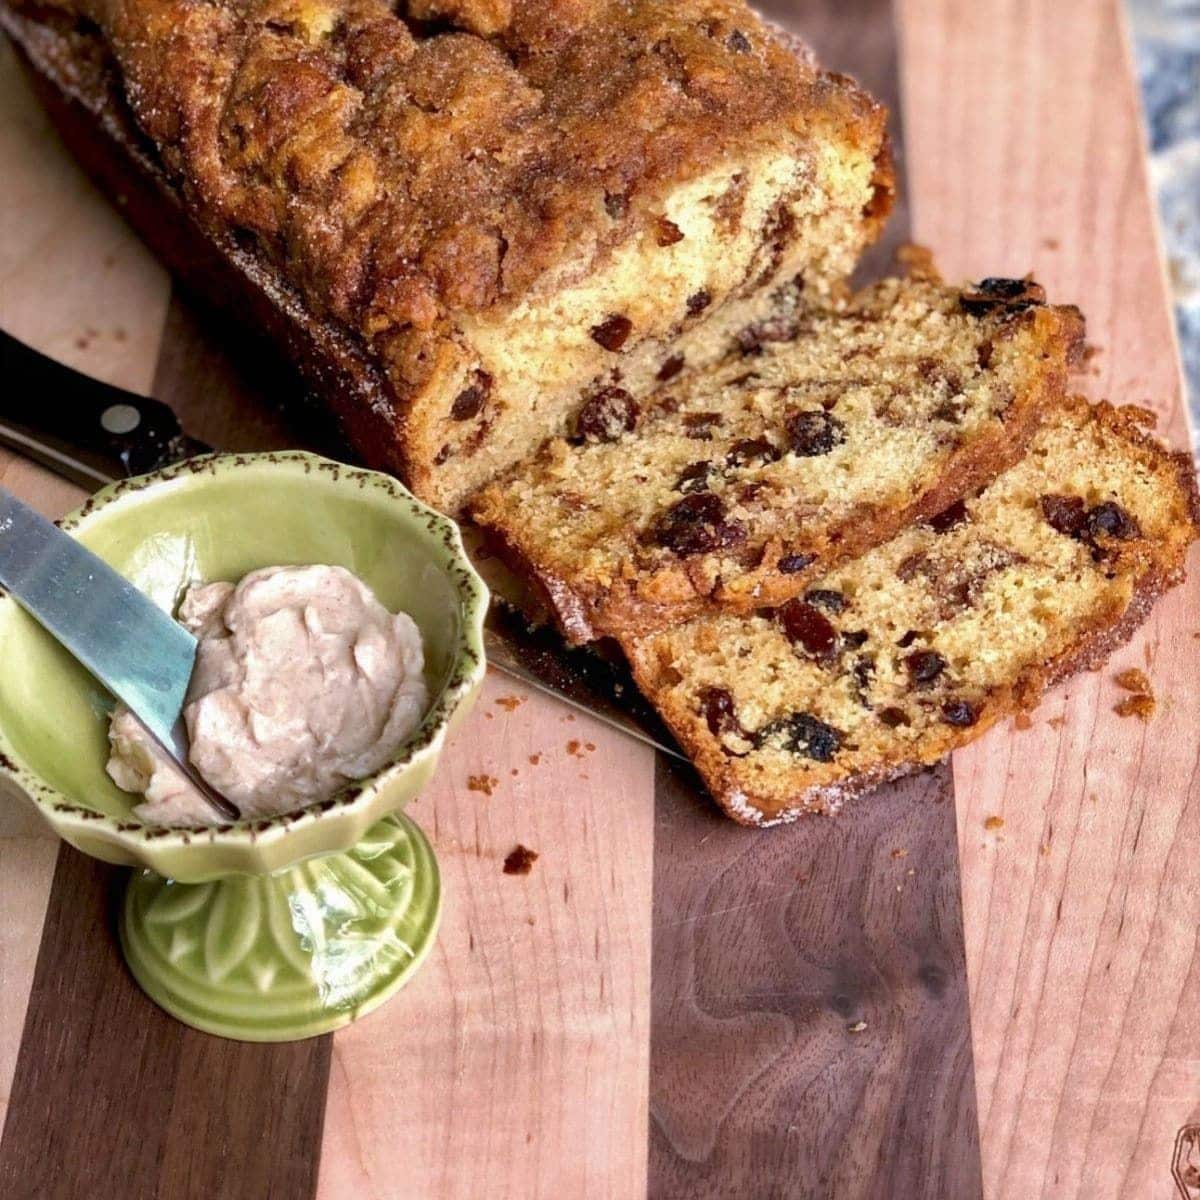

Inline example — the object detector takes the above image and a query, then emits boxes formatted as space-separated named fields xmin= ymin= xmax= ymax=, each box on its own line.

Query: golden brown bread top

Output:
xmin=42 ymin=0 xmax=885 ymax=355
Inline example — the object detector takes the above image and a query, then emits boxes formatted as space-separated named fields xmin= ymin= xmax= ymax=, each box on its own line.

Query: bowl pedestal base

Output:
xmin=119 ymin=812 xmax=440 ymax=1041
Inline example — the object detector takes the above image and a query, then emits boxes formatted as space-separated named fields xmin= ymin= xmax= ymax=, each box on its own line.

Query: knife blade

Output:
xmin=0 ymin=486 xmax=239 ymax=820
xmin=0 ymin=327 xmax=684 ymax=760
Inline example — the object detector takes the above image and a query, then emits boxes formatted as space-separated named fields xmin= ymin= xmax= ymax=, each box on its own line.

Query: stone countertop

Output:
xmin=1129 ymin=0 xmax=1200 ymax=438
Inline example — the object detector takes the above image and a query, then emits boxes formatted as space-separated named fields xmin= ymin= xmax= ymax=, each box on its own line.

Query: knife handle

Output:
xmin=0 ymin=328 xmax=210 ymax=489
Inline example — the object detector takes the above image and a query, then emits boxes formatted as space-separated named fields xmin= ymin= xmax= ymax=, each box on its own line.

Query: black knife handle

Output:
xmin=0 ymin=328 xmax=211 ymax=488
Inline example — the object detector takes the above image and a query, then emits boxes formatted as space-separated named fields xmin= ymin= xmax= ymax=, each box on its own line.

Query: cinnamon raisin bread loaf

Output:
xmin=471 ymin=274 xmax=1085 ymax=640
xmin=3 ymin=0 xmax=892 ymax=513
xmin=623 ymin=398 xmax=1199 ymax=825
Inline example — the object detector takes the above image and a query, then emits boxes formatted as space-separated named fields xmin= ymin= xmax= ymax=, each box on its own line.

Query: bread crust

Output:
xmin=2 ymin=1 xmax=891 ymax=510
xmin=5 ymin=8 xmax=421 ymax=481
xmin=624 ymin=399 xmax=1200 ymax=826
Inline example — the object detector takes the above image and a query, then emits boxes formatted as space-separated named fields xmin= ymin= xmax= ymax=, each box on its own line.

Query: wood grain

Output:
xmin=0 ymin=849 xmax=330 ymax=1200
xmin=0 ymin=38 xmax=168 ymax=392
xmin=0 ymin=34 xmax=168 ymax=1131
xmin=900 ymin=1 xmax=1200 ymax=1197
xmin=317 ymin=674 xmax=656 ymax=1200
xmin=0 ymin=796 xmax=57 ymax=1137
xmin=0 ymin=0 xmax=1195 ymax=1195
xmin=649 ymin=760 xmax=980 ymax=1200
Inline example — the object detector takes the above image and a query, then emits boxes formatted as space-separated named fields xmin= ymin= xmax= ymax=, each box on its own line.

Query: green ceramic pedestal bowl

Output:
xmin=0 ymin=453 xmax=488 ymax=1041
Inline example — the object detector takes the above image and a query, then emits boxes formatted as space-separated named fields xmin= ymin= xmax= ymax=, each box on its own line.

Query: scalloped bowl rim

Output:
xmin=0 ymin=451 xmax=488 ymax=866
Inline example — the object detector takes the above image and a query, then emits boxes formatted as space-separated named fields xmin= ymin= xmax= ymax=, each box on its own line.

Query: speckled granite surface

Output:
xmin=1129 ymin=0 xmax=1200 ymax=440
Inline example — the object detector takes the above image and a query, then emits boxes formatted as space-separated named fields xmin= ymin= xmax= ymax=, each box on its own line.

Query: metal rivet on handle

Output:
xmin=100 ymin=404 xmax=141 ymax=435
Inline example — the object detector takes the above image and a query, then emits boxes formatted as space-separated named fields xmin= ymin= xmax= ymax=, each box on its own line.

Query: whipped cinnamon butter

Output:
xmin=106 ymin=565 xmax=428 ymax=826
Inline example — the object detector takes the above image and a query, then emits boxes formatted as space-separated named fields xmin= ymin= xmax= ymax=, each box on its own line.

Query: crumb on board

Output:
xmin=495 ymin=694 xmax=525 ymax=711
xmin=528 ymin=753 xmax=541 ymax=766
xmin=1047 ymin=715 xmax=1066 ymax=730
xmin=510 ymin=768 xmax=520 ymax=777
xmin=1041 ymin=236 xmax=1060 ymax=250
xmin=1014 ymin=712 xmax=1033 ymax=731
xmin=1114 ymin=693 xmax=1156 ymax=721
xmin=467 ymin=774 xmax=499 ymax=796
xmin=890 ymin=848 xmax=908 ymax=860
xmin=847 ymin=1020 xmax=868 ymax=1033
xmin=1115 ymin=668 xmax=1151 ymax=693
xmin=984 ymin=815 xmax=1005 ymax=831
xmin=504 ymin=844 xmax=538 ymax=875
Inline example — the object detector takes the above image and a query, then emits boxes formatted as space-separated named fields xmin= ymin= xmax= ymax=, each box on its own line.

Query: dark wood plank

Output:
xmin=0 ymin=846 xmax=330 ymax=1200
xmin=649 ymin=762 xmax=980 ymax=1200
xmin=758 ymin=0 xmax=911 ymax=280
xmin=648 ymin=3 xmax=982 ymax=1196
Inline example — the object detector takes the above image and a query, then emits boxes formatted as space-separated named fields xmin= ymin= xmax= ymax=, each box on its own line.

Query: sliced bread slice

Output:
xmin=622 ymin=398 xmax=1199 ymax=825
xmin=470 ymin=273 xmax=1085 ymax=641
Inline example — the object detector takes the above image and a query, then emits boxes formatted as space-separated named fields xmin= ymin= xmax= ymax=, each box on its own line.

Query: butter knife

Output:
xmin=0 ymin=486 xmax=239 ymax=819
xmin=0 ymin=328 xmax=684 ymax=760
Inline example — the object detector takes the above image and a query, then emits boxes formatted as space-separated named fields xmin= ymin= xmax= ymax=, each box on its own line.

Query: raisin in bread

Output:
xmin=3 ymin=0 xmax=892 ymax=513
xmin=471 ymin=274 xmax=1085 ymax=640
xmin=622 ymin=397 xmax=1199 ymax=825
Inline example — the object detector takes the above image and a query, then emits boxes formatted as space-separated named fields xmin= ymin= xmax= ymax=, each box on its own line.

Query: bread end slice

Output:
xmin=623 ymin=398 xmax=1199 ymax=825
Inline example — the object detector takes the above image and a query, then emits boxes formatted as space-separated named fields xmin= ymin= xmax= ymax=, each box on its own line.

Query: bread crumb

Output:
xmin=468 ymin=774 xmax=499 ymax=796
xmin=1047 ymin=716 xmax=1066 ymax=730
xmin=847 ymin=1020 xmax=868 ymax=1033
xmin=510 ymin=768 xmax=520 ymax=777
xmin=528 ymin=753 xmax=541 ymax=766
xmin=495 ymin=694 xmax=525 ymax=711
xmin=984 ymin=815 xmax=1005 ymax=831
xmin=1014 ymin=712 xmax=1033 ymax=731
xmin=586 ymin=742 xmax=596 ymax=752
xmin=1115 ymin=668 xmax=1151 ymax=693
xmin=504 ymin=844 xmax=538 ymax=875
xmin=1041 ymin=236 xmax=1060 ymax=250
xmin=1114 ymin=693 xmax=1155 ymax=721
xmin=566 ymin=739 xmax=585 ymax=757
xmin=890 ymin=847 xmax=908 ymax=859
xmin=1039 ymin=843 xmax=1051 ymax=856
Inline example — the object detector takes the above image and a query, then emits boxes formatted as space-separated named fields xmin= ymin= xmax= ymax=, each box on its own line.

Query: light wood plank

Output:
xmin=0 ymin=451 xmax=85 ymax=1138
xmin=0 ymin=40 xmax=169 ymax=392
xmin=0 ymin=834 xmax=56 ymax=1134
xmin=318 ymin=673 xmax=655 ymax=1200
xmin=0 ymin=46 xmax=171 ymax=1139
xmin=899 ymin=2 xmax=1200 ymax=1197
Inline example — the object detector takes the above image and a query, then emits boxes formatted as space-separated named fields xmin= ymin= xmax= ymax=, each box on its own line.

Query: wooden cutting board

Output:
xmin=1 ymin=2 xmax=1197 ymax=1197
